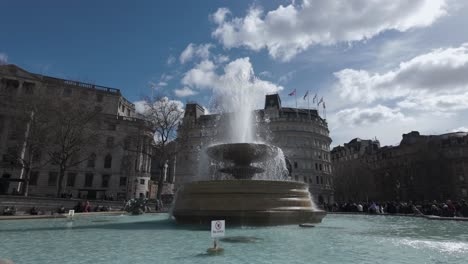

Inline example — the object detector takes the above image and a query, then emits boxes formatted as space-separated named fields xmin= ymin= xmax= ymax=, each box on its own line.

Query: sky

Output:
xmin=1 ymin=0 xmax=468 ymax=147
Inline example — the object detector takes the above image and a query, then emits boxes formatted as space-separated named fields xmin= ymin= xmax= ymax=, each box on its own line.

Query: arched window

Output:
xmin=87 ymin=153 xmax=96 ymax=168
xmin=104 ymin=154 xmax=112 ymax=168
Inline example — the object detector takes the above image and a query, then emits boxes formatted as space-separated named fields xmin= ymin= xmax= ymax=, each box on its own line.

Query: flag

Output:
xmin=312 ymin=93 xmax=317 ymax=103
xmin=288 ymin=89 xmax=296 ymax=96
xmin=318 ymin=97 xmax=323 ymax=105
xmin=303 ymin=91 xmax=309 ymax=100
xmin=323 ymin=101 xmax=326 ymax=109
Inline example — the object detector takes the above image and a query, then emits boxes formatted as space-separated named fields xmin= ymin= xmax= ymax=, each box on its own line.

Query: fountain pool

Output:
xmin=1 ymin=214 xmax=467 ymax=264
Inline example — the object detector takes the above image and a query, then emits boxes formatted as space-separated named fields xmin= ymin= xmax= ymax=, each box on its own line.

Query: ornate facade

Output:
xmin=0 ymin=64 xmax=153 ymax=199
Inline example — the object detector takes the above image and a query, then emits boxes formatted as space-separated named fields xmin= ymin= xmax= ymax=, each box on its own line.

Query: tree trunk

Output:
xmin=56 ymin=167 xmax=65 ymax=198
xmin=156 ymin=167 xmax=164 ymax=200
xmin=22 ymin=167 xmax=31 ymax=197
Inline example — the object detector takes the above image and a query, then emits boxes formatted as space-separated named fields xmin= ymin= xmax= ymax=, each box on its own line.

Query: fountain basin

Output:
xmin=206 ymin=143 xmax=280 ymax=179
xmin=206 ymin=143 xmax=278 ymax=165
xmin=172 ymin=180 xmax=326 ymax=226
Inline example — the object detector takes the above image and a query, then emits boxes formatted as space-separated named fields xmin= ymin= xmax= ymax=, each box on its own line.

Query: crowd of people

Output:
xmin=324 ymin=199 xmax=468 ymax=217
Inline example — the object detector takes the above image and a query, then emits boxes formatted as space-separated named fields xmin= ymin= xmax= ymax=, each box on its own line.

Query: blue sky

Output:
xmin=2 ymin=0 xmax=468 ymax=146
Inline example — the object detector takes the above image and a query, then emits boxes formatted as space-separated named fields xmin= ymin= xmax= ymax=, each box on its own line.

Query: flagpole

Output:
xmin=307 ymin=90 xmax=310 ymax=119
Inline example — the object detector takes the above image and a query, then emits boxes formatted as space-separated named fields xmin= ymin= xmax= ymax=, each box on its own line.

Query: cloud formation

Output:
xmin=212 ymin=0 xmax=447 ymax=61
xmin=181 ymin=57 xmax=283 ymax=109
xmin=334 ymin=43 xmax=468 ymax=112
xmin=335 ymin=105 xmax=407 ymax=126
xmin=179 ymin=43 xmax=214 ymax=64
xmin=174 ymin=87 xmax=198 ymax=97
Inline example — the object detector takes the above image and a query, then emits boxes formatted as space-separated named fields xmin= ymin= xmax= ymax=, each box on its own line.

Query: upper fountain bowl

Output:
xmin=206 ymin=143 xmax=278 ymax=166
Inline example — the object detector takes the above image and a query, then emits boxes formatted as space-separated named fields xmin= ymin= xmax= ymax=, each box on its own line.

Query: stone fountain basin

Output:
xmin=206 ymin=143 xmax=278 ymax=165
xmin=172 ymin=180 xmax=326 ymax=226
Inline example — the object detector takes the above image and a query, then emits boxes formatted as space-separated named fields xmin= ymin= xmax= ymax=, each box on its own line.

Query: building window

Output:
xmin=140 ymin=179 xmax=145 ymax=185
xmin=3 ymin=79 xmax=19 ymax=95
xmin=48 ymin=172 xmax=58 ymax=186
xmin=29 ymin=171 xmax=39 ymax=186
xmin=84 ymin=173 xmax=94 ymax=187
xmin=104 ymin=154 xmax=112 ymax=168
xmin=102 ymin=174 xmax=110 ymax=188
xmin=32 ymin=150 xmax=41 ymax=163
xmin=315 ymin=163 xmax=318 ymax=171
xmin=80 ymin=90 xmax=88 ymax=99
xmin=294 ymin=162 xmax=298 ymax=169
xmin=106 ymin=137 xmax=114 ymax=148
xmin=119 ymin=177 xmax=127 ymax=186
xmin=124 ymin=137 xmax=131 ymax=150
xmin=67 ymin=173 xmax=76 ymax=187
xmin=319 ymin=164 xmax=323 ymax=171
xmin=23 ymin=82 xmax=35 ymax=95
xmin=316 ymin=176 xmax=319 ymax=184
xmin=3 ymin=147 xmax=17 ymax=162
xmin=96 ymin=94 xmax=103 ymax=102
xmin=87 ymin=153 xmax=96 ymax=168
xmin=9 ymin=122 xmax=25 ymax=140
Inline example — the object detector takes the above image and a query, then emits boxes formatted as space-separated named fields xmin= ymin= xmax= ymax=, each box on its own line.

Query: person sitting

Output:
xmin=3 ymin=206 xmax=16 ymax=216
xmin=368 ymin=202 xmax=378 ymax=214
xmin=30 ymin=206 xmax=39 ymax=215
xmin=57 ymin=205 xmax=66 ymax=214
xmin=83 ymin=200 xmax=91 ymax=213
xmin=73 ymin=201 xmax=82 ymax=213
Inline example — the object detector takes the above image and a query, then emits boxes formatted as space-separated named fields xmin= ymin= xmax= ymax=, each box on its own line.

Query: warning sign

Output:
xmin=211 ymin=220 xmax=225 ymax=238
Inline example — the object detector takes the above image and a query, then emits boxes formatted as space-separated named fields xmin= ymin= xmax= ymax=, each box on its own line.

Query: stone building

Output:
xmin=331 ymin=131 xmax=468 ymax=202
xmin=331 ymin=138 xmax=380 ymax=202
xmin=0 ymin=64 xmax=153 ymax=200
xmin=175 ymin=94 xmax=334 ymax=204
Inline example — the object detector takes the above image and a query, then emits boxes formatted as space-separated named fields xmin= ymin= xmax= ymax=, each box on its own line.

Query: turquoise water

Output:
xmin=1 ymin=214 xmax=467 ymax=264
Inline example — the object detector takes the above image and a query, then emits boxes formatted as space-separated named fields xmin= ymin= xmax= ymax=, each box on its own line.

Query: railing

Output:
xmin=41 ymin=76 xmax=120 ymax=94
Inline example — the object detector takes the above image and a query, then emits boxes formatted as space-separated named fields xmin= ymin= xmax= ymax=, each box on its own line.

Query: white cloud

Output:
xmin=214 ymin=54 xmax=229 ymax=64
xmin=167 ymin=55 xmax=176 ymax=65
xmin=134 ymin=101 xmax=147 ymax=114
xmin=451 ymin=127 xmax=468 ymax=132
xmin=0 ymin=53 xmax=7 ymax=64
xmin=259 ymin=71 xmax=272 ymax=78
xmin=334 ymin=43 xmax=468 ymax=112
xmin=179 ymin=43 xmax=214 ymax=64
xmin=212 ymin=0 xmax=447 ymax=61
xmin=174 ymin=87 xmax=198 ymax=97
xmin=397 ymin=92 xmax=468 ymax=112
xmin=278 ymin=71 xmax=295 ymax=84
xmin=158 ymin=81 xmax=168 ymax=87
xmin=335 ymin=105 xmax=407 ymax=126
xmin=181 ymin=57 xmax=283 ymax=109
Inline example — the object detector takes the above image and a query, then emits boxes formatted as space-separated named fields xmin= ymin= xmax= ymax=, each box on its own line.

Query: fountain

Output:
xmin=172 ymin=73 xmax=325 ymax=226
xmin=172 ymin=142 xmax=326 ymax=225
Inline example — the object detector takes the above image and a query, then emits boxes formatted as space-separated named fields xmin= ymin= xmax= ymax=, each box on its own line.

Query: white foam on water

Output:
xmin=397 ymin=238 xmax=468 ymax=254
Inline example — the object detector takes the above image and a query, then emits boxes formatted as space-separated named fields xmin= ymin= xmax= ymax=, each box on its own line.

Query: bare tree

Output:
xmin=139 ymin=96 xmax=184 ymax=200
xmin=44 ymin=101 xmax=101 ymax=197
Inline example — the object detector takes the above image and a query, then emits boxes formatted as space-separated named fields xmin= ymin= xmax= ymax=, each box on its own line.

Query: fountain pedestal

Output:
xmin=172 ymin=143 xmax=326 ymax=226
xmin=173 ymin=180 xmax=326 ymax=225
